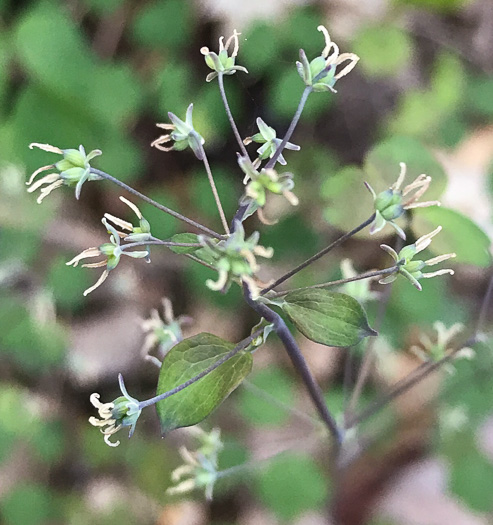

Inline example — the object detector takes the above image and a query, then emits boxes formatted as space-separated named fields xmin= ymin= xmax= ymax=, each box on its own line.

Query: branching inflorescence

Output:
xmin=26 ymin=23 xmax=480 ymax=500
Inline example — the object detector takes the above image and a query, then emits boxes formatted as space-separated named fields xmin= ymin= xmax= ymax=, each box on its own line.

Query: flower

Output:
xmin=409 ymin=322 xmax=474 ymax=374
xmin=296 ymin=25 xmax=359 ymax=93
xmin=104 ymin=196 xmax=152 ymax=247
xmin=200 ymin=29 xmax=248 ymax=82
xmin=198 ymin=221 xmax=273 ymax=297
xmin=151 ymin=104 xmax=205 ymax=160
xmin=89 ymin=374 xmax=142 ymax=447
xmin=27 ymin=143 xmax=103 ymax=202
xmin=167 ymin=427 xmax=223 ymax=500
xmin=243 ymin=118 xmax=300 ymax=168
xmin=237 ymin=155 xmax=298 ymax=222
xmin=140 ymin=297 xmax=193 ymax=366
xmin=66 ymin=218 xmax=149 ymax=296
xmin=379 ymin=226 xmax=456 ymax=291
xmin=366 ymin=162 xmax=441 ymax=239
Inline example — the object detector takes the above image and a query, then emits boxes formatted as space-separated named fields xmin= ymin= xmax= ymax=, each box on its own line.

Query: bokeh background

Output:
xmin=1 ymin=0 xmax=493 ymax=523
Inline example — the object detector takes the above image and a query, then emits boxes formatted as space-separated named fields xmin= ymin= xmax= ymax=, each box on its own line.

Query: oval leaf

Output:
xmin=412 ymin=206 xmax=491 ymax=267
xmin=156 ymin=333 xmax=252 ymax=434
xmin=281 ymin=290 xmax=377 ymax=347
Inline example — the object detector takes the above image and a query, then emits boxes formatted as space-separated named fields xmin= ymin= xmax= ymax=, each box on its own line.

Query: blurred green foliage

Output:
xmin=0 ymin=0 xmax=492 ymax=522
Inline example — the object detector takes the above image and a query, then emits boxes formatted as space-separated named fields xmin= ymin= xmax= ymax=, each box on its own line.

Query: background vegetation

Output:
xmin=0 ymin=0 xmax=492 ymax=523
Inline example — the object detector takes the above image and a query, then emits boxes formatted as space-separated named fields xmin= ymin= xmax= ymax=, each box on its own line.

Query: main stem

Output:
xmin=244 ymin=285 xmax=343 ymax=446
xmin=260 ymin=213 xmax=376 ymax=295
xmin=90 ymin=168 xmax=224 ymax=240
xmin=198 ymin=144 xmax=230 ymax=235
xmin=265 ymin=86 xmax=312 ymax=170
xmin=217 ymin=73 xmax=250 ymax=159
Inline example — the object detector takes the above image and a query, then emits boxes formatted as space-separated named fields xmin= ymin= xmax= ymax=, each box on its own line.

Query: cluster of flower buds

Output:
xmin=200 ymin=29 xmax=248 ymax=82
xmin=167 ymin=427 xmax=223 ymax=500
xmin=26 ymin=143 xmax=103 ymax=202
xmin=198 ymin=221 xmax=273 ymax=297
xmin=238 ymin=155 xmax=298 ymax=222
xmin=89 ymin=374 xmax=142 ymax=447
xmin=66 ymin=214 xmax=150 ymax=296
xmin=243 ymin=117 xmax=300 ymax=168
xmin=410 ymin=322 xmax=474 ymax=374
xmin=140 ymin=297 xmax=193 ymax=367
xmin=296 ymin=25 xmax=359 ymax=93
xmin=366 ymin=162 xmax=441 ymax=239
xmin=379 ymin=226 xmax=456 ymax=291
xmin=152 ymin=103 xmax=205 ymax=160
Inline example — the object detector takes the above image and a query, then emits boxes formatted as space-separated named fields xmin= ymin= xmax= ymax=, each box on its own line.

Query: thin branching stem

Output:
xmin=346 ymin=271 xmax=493 ymax=428
xmin=244 ymin=284 xmax=343 ymax=446
xmin=260 ymin=213 xmax=377 ymax=295
xmin=267 ymin=266 xmax=399 ymax=298
xmin=198 ymin=144 xmax=230 ymax=234
xmin=138 ymin=328 xmax=264 ymax=409
xmin=243 ymin=380 xmax=322 ymax=427
xmin=90 ymin=168 xmax=225 ymax=240
xmin=265 ymin=85 xmax=312 ymax=170
xmin=345 ymin=237 xmax=404 ymax=425
xmin=121 ymin=240 xmax=202 ymax=250
xmin=217 ymin=73 xmax=249 ymax=159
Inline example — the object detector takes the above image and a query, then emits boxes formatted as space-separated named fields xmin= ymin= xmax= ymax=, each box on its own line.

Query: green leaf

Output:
xmin=353 ymin=25 xmax=413 ymax=77
xmin=168 ymin=233 xmax=201 ymax=254
xmin=1 ymin=483 xmax=56 ymax=525
xmin=282 ymin=290 xmax=377 ymax=347
xmin=156 ymin=333 xmax=252 ymax=434
xmin=412 ymin=207 xmax=491 ymax=267
xmin=237 ymin=368 xmax=296 ymax=426
xmin=321 ymin=165 xmax=377 ymax=238
xmin=241 ymin=22 xmax=280 ymax=75
xmin=254 ymin=453 xmax=330 ymax=521
xmin=468 ymin=75 xmax=493 ymax=119
xmin=131 ymin=0 xmax=192 ymax=51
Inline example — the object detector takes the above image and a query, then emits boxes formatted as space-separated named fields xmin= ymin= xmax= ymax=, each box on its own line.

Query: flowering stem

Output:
xmin=265 ymin=86 xmax=312 ymax=170
xmin=217 ymin=72 xmax=250 ymax=159
xmin=345 ymin=342 xmax=473 ymax=429
xmin=243 ymin=380 xmax=322 ymax=427
xmin=90 ymin=168 xmax=225 ymax=240
xmin=267 ymin=266 xmax=399 ymax=298
xmin=197 ymin=144 xmax=230 ymax=235
xmin=260 ymin=213 xmax=376 ymax=295
xmin=344 ymin=237 xmax=404 ymax=426
xmin=121 ymin=240 xmax=203 ymax=250
xmin=244 ymin=284 xmax=343 ymax=446
xmin=346 ymin=272 xmax=493 ymax=428
xmin=137 ymin=328 xmax=264 ymax=409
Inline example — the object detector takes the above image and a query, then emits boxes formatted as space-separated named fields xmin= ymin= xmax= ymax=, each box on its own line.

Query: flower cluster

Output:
xmin=410 ymin=322 xmax=474 ymax=374
xmin=167 ymin=427 xmax=223 ymax=500
xmin=200 ymin=29 xmax=248 ymax=82
xmin=151 ymin=104 xmax=204 ymax=160
xmin=199 ymin=221 xmax=273 ymax=297
xmin=366 ymin=162 xmax=440 ymax=239
xmin=238 ymin=155 xmax=298 ymax=223
xmin=296 ymin=25 xmax=359 ymax=93
xmin=379 ymin=226 xmax=455 ymax=291
xmin=243 ymin=117 xmax=300 ymax=168
xmin=27 ymin=143 xmax=103 ymax=202
xmin=140 ymin=297 xmax=193 ymax=366
xmin=89 ymin=374 xmax=142 ymax=447
xmin=66 ymin=217 xmax=149 ymax=296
